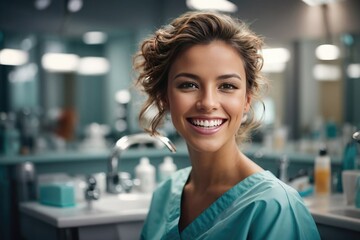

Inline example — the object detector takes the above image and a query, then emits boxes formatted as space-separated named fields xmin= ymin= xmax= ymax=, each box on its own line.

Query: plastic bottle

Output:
xmin=135 ymin=157 xmax=156 ymax=193
xmin=336 ymin=139 xmax=357 ymax=192
xmin=314 ymin=148 xmax=331 ymax=196
xmin=159 ymin=156 xmax=177 ymax=182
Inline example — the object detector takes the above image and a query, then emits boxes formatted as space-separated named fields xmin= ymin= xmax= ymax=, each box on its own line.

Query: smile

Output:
xmin=188 ymin=118 xmax=226 ymax=128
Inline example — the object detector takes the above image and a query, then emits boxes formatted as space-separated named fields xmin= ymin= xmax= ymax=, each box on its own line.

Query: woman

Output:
xmin=134 ymin=11 xmax=320 ymax=240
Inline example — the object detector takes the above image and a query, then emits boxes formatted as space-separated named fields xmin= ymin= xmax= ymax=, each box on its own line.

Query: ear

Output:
xmin=244 ymin=94 xmax=252 ymax=113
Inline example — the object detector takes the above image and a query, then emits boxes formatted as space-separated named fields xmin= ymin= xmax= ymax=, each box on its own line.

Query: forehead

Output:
xmin=169 ymin=41 xmax=246 ymax=78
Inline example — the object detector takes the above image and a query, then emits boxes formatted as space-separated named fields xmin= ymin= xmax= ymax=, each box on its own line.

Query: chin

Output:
xmin=186 ymin=138 xmax=224 ymax=153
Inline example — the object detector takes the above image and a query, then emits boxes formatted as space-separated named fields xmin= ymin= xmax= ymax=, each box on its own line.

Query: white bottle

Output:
xmin=135 ymin=157 xmax=156 ymax=193
xmin=159 ymin=156 xmax=177 ymax=182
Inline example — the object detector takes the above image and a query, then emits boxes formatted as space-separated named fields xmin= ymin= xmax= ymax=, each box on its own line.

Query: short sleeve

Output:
xmin=248 ymin=187 xmax=320 ymax=240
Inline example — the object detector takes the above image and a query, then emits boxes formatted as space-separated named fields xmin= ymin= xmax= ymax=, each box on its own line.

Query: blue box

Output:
xmin=39 ymin=183 xmax=75 ymax=207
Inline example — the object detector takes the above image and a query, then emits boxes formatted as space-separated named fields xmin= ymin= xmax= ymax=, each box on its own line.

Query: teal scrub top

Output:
xmin=141 ymin=168 xmax=320 ymax=240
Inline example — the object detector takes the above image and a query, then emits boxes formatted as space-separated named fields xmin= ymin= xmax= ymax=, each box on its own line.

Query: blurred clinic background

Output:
xmin=0 ymin=0 xmax=360 ymax=240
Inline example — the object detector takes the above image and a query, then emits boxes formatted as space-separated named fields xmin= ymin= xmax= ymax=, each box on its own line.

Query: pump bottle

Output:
xmin=314 ymin=148 xmax=331 ymax=196
xmin=135 ymin=157 xmax=156 ymax=193
xmin=159 ymin=156 xmax=177 ymax=182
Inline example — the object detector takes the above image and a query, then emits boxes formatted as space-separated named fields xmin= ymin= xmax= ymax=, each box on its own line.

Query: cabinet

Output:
xmin=20 ymin=212 xmax=144 ymax=240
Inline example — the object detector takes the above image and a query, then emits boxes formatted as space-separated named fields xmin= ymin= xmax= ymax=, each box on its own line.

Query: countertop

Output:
xmin=21 ymin=193 xmax=360 ymax=232
xmin=20 ymin=193 xmax=152 ymax=228
xmin=304 ymin=194 xmax=360 ymax=232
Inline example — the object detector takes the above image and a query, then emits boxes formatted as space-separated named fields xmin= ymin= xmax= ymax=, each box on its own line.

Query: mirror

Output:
xmin=0 ymin=31 xmax=144 ymax=152
xmin=1 ymin=3 xmax=359 ymax=154
xmin=298 ymin=33 xmax=360 ymax=137
xmin=258 ymin=33 xmax=360 ymax=152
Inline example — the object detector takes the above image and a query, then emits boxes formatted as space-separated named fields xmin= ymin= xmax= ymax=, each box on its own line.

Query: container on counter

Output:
xmin=135 ymin=157 xmax=156 ymax=193
xmin=159 ymin=156 xmax=177 ymax=182
xmin=314 ymin=148 xmax=331 ymax=196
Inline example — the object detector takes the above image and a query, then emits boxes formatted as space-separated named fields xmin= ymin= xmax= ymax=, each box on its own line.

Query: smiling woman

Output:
xmin=166 ymin=41 xmax=249 ymax=153
xmin=134 ymin=11 xmax=320 ymax=240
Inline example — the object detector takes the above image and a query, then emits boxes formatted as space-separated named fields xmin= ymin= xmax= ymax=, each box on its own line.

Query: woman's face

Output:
xmin=167 ymin=40 xmax=251 ymax=153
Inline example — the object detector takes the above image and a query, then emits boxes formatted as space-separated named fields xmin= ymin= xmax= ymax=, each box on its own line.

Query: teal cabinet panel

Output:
xmin=0 ymin=166 xmax=12 ymax=240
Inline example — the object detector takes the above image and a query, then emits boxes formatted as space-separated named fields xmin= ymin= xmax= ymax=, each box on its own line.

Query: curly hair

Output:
xmin=134 ymin=11 xmax=267 ymax=143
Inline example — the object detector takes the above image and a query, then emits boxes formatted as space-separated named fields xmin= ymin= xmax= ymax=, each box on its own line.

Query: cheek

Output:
xmin=224 ymin=97 xmax=247 ymax=121
xmin=167 ymin=92 xmax=191 ymax=118
xmin=168 ymin=91 xmax=181 ymax=109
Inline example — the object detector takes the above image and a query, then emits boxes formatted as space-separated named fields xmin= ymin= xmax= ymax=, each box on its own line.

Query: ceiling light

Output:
xmin=313 ymin=64 xmax=340 ymax=81
xmin=262 ymin=48 xmax=290 ymax=64
xmin=301 ymin=0 xmax=340 ymax=6
xmin=34 ymin=0 xmax=52 ymax=10
xmin=67 ymin=0 xmax=83 ymax=13
xmin=42 ymin=53 xmax=79 ymax=72
xmin=315 ymin=44 xmax=340 ymax=60
xmin=186 ymin=0 xmax=237 ymax=13
xmin=83 ymin=31 xmax=108 ymax=45
xmin=261 ymin=63 xmax=287 ymax=73
xmin=115 ymin=90 xmax=131 ymax=104
xmin=77 ymin=57 xmax=110 ymax=75
xmin=347 ymin=64 xmax=360 ymax=79
xmin=261 ymin=48 xmax=290 ymax=73
xmin=0 ymin=48 xmax=29 ymax=66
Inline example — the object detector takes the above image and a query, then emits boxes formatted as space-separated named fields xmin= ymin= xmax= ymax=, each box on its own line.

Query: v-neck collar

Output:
xmin=165 ymin=167 xmax=269 ymax=239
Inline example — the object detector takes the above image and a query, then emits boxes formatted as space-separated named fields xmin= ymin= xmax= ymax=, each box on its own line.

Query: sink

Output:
xmin=93 ymin=193 xmax=152 ymax=212
xmin=20 ymin=192 xmax=153 ymax=228
xmin=20 ymin=193 xmax=153 ymax=240
xmin=304 ymin=194 xmax=360 ymax=233
xmin=329 ymin=208 xmax=360 ymax=219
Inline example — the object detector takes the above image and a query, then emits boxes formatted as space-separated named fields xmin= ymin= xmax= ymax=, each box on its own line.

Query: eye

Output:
xmin=219 ymin=83 xmax=238 ymax=90
xmin=177 ymin=82 xmax=198 ymax=89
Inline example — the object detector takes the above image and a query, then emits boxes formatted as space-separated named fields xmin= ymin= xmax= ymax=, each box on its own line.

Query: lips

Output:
xmin=188 ymin=118 xmax=226 ymax=128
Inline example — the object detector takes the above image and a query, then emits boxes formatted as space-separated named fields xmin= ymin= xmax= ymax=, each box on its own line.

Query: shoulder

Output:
xmin=249 ymin=171 xmax=301 ymax=201
xmin=231 ymin=171 xmax=311 ymax=222
xmin=236 ymin=171 xmax=320 ymax=239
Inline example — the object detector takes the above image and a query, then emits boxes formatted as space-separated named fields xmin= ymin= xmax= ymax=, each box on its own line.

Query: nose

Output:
xmin=196 ymin=88 xmax=219 ymax=112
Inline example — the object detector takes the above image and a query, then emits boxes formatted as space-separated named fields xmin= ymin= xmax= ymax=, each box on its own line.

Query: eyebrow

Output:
xmin=173 ymin=73 xmax=242 ymax=81
xmin=218 ymin=74 xmax=242 ymax=81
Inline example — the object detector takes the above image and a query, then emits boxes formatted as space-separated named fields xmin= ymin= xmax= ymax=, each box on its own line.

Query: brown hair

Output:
xmin=134 ymin=11 xmax=267 ymax=143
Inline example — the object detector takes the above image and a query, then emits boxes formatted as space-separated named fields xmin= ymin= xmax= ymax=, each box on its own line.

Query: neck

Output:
xmin=186 ymin=141 xmax=260 ymax=193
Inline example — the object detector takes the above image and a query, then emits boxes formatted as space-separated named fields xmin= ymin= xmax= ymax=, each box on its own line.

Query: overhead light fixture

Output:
xmin=262 ymin=48 xmax=291 ymax=63
xmin=186 ymin=0 xmax=237 ymax=13
xmin=34 ymin=0 xmax=52 ymax=10
xmin=347 ymin=63 xmax=360 ymax=79
xmin=313 ymin=64 xmax=340 ymax=81
xmin=0 ymin=48 xmax=29 ymax=66
xmin=315 ymin=44 xmax=340 ymax=60
xmin=313 ymin=3 xmax=341 ymax=61
xmin=77 ymin=57 xmax=110 ymax=75
xmin=42 ymin=53 xmax=79 ymax=72
xmin=115 ymin=90 xmax=131 ymax=104
xmin=67 ymin=0 xmax=83 ymax=12
xmin=261 ymin=48 xmax=290 ymax=73
xmin=261 ymin=63 xmax=287 ymax=73
xmin=83 ymin=31 xmax=108 ymax=45
xmin=301 ymin=0 xmax=340 ymax=6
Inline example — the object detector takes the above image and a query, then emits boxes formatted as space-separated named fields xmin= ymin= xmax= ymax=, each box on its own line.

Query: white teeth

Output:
xmin=191 ymin=119 xmax=223 ymax=128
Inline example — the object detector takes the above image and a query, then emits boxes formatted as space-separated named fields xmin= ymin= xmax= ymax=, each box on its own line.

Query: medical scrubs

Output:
xmin=141 ymin=167 xmax=320 ymax=240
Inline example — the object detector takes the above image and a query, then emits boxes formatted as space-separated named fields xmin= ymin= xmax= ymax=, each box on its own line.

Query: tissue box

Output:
xmin=39 ymin=183 xmax=76 ymax=207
